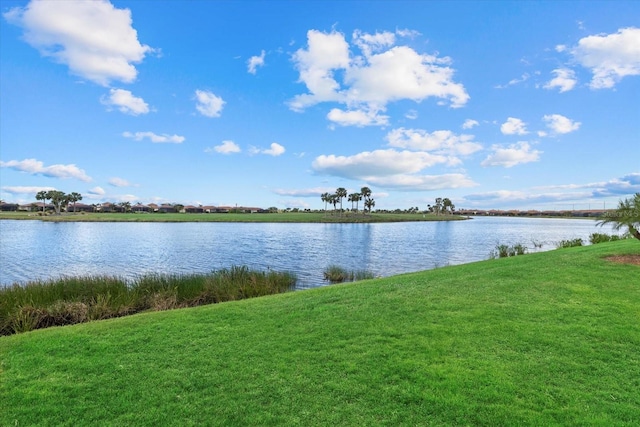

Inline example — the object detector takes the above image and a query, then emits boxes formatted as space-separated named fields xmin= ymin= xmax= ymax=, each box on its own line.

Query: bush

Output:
xmin=323 ymin=265 xmax=375 ymax=283
xmin=556 ymin=238 xmax=583 ymax=249
xmin=589 ymin=233 xmax=623 ymax=244
xmin=490 ymin=243 xmax=527 ymax=259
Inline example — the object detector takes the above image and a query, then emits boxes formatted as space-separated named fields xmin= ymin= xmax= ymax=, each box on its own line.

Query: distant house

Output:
xmin=148 ymin=203 xmax=159 ymax=212
xmin=202 ymin=206 xmax=217 ymax=213
xmin=0 ymin=202 xmax=19 ymax=211
xmin=157 ymin=204 xmax=175 ymax=213
xmin=99 ymin=202 xmax=124 ymax=213
xmin=184 ymin=205 xmax=204 ymax=213
xmin=70 ymin=203 xmax=94 ymax=213
xmin=19 ymin=202 xmax=52 ymax=212
xmin=132 ymin=203 xmax=151 ymax=213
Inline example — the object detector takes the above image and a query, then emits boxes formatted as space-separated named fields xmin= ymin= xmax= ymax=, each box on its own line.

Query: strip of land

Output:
xmin=0 ymin=211 xmax=466 ymax=223
xmin=1 ymin=240 xmax=638 ymax=426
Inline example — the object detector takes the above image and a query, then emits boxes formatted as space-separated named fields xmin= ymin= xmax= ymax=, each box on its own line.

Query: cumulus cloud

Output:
xmin=0 ymin=158 xmax=92 ymax=181
xmin=365 ymin=173 xmax=477 ymax=191
xmin=4 ymin=0 xmax=152 ymax=86
xmin=481 ymin=142 xmax=541 ymax=168
xmin=500 ymin=117 xmax=528 ymax=135
xmin=195 ymin=90 xmax=225 ymax=118
xmin=312 ymin=149 xmax=451 ymax=179
xmin=386 ymin=128 xmax=483 ymax=156
xmin=122 ymin=131 xmax=185 ymax=144
xmin=101 ymin=88 xmax=149 ymax=115
xmin=462 ymin=119 xmax=479 ymax=129
xmin=88 ymin=186 xmax=106 ymax=195
xmin=542 ymin=114 xmax=581 ymax=135
xmin=543 ymin=68 xmax=577 ymax=93
xmin=206 ymin=140 xmax=241 ymax=155
xmin=250 ymin=143 xmax=286 ymax=156
xmin=289 ymin=29 xmax=468 ymax=126
xmin=247 ymin=50 xmax=266 ymax=74
xmin=571 ymin=27 xmax=640 ymax=89
xmin=109 ymin=177 xmax=131 ymax=187
xmin=327 ymin=108 xmax=389 ymax=127
xmin=1 ymin=186 xmax=55 ymax=195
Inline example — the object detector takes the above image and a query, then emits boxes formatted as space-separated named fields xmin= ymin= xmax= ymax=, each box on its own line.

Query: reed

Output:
xmin=0 ymin=267 xmax=296 ymax=335
xmin=323 ymin=265 xmax=375 ymax=283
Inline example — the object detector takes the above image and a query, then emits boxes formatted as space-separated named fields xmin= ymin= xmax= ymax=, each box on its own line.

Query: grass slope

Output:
xmin=1 ymin=240 xmax=639 ymax=426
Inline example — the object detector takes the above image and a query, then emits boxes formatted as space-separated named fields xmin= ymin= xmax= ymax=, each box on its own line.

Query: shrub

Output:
xmin=323 ymin=265 xmax=374 ymax=283
xmin=490 ymin=243 xmax=527 ymax=259
xmin=556 ymin=238 xmax=583 ymax=249
xmin=589 ymin=233 xmax=623 ymax=244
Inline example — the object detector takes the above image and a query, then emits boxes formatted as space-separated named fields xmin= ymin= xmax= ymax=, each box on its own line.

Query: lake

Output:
xmin=0 ymin=217 xmax=614 ymax=288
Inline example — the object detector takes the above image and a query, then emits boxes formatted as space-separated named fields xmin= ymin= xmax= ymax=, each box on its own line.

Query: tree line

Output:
xmin=321 ymin=187 xmax=375 ymax=215
xmin=35 ymin=190 xmax=83 ymax=215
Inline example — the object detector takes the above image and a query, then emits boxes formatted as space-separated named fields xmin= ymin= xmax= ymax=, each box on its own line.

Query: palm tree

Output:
xmin=434 ymin=197 xmax=443 ymax=216
xmin=598 ymin=193 xmax=640 ymax=241
xmin=321 ymin=192 xmax=330 ymax=213
xmin=360 ymin=187 xmax=372 ymax=215
xmin=348 ymin=192 xmax=361 ymax=212
xmin=329 ymin=194 xmax=338 ymax=213
xmin=36 ymin=190 xmax=48 ymax=214
xmin=336 ymin=187 xmax=347 ymax=215
xmin=68 ymin=192 xmax=82 ymax=213
xmin=364 ymin=198 xmax=376 ymax=214
xmin=119 ymin=201 xmax=132 ymax=213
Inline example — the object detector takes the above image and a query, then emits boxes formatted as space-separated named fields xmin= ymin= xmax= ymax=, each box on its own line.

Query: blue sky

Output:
xmin=1 ymin=0 xmax=638 ymax=211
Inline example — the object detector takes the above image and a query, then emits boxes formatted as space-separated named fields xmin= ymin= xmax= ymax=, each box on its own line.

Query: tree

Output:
xmin=36 ymin=190 xmax=48 ymax=214
xmin=119 ymin=201 xmax=132 ymax=213
xmin=328 ymin=194 xmax=338 ymax=213
xmin=321 ymin=192 xmax=330 ymax=212
xmin=598 ymin=193 xmax=640 ymax=241
xmin=442 ymin=198 xmax=455 ymax=214
xmin=46 ymin=190 xmax=68 ymax=215
xmin=360 ymin=186 xmax=372 ymax=215
xmin=364 ymin=198 xmax=376 ymax=214
xmin=68 ymin=192 xmax=83 ymax=213
xmin=433 ymin=197 xmax=443 ymax=216
xmin=336 ymin=187 xmax=347 ymax=215
xmin=348 ymin=192 xmax=361 ymax=212
xmin=173 ymin=204 xmax=184 ymax=213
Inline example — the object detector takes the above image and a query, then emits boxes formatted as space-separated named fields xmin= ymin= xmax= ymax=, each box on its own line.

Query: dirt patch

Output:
xmin=604 ymin=254 xmax=640 ymax=266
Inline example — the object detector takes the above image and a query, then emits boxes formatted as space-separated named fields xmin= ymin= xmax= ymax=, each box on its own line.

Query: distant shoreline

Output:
xmin=0 ymin=211 xmax=469 ymax=223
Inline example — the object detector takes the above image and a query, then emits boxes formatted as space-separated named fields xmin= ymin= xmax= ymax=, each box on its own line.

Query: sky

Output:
xmin=1 ymin=0 xmax=639 ymax=211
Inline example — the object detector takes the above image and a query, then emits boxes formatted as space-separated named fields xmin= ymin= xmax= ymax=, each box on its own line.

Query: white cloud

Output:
xmin=571 ymin=27 xmax=640 ymax=89
xmin=247 ymin=50 xmax=266 ymax=74
xmin=386 ymin=128 xmax=483 ymax=156
xmin=462 ymin=119 xmax=479 ymax=129
xmin=4 ymin=0 xmax=152 ymax=86
xmin=109 ymin=177 xmax=131 ymax=187
xmin=206 ymin=140 xmax=241 ymax=155
xmin=327 ymin=108 xmax=389 ymax=127
xmin=289 ymin=29 xmax=468 ymax=125
xmin=366 ymin=173 xmax=477 ymax=191
xmin=250 ymin=143 xmax=286 ymax=156
xmin=1 ymin=186 xmax=55 ymax=195
xmin=500 ymin=117 xmax=528 ymax=135
xmin=312 ymin=149 xmax=449 ymax=179
xmin=0 ymin=158 xmax=92 ymax=181
xmin=195 ymin=90 xmax=225 ymax=118
xmin=481 ymin=142 xmax=541 ymax=168
xmin=122 ymin=131 xmax=185 ymax=144
xmin=405 ymin=109 xmax=418 ymax=120
xmin=88 ymin=186 xmax=106 ymax=195
xmin=495 ymin=73 xmax=530 ymax=89
xmin=542 ymin=114 xmax=581 ymax=135
xmin=101 ymin=88 xmax=149 ymax=115
xmin=543 ymin=68 xmax=577 ymax=92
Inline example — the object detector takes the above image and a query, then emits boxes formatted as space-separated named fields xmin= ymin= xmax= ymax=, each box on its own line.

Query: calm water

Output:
xmin=0 ymin=217 xmax=613 ymax=288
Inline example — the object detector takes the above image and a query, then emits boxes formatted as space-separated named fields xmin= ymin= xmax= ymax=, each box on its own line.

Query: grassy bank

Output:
xmin=0 ymin=267 xmax=296 ymax=336
xmin=0 ymin=211 xmax=465 ymax=223
xmin=1 ymin=240 xmax=639 ymax=426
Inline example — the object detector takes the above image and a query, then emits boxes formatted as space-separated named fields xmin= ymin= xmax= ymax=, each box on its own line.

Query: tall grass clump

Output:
xmin=0 ymin=267 xmax=296 ymax=335
xmin=323 ymin=265 xmax=375 ymax=283
xmin=589 ymin=232 xmax=624 ymax=244
xmin=489 ymin=242 xmax=527 ymax=259
xmin=556 ymin=238 xmax=584 ymax=248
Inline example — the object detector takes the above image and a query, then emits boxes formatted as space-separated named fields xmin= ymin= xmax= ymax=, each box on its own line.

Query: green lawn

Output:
xmin=1 ymin=240 xmax=639 ymax=426
xmin=0 ymin=211 xmax=463 ymax=223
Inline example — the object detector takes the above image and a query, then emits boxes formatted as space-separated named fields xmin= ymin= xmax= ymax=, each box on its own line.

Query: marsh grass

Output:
xmin=556 ymin=238 xmax=584 ymax=248
xmin=0 ymin=267 xmax=296 ymax=335
xmin=323 ymin=265 xmax=375 ymax=283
